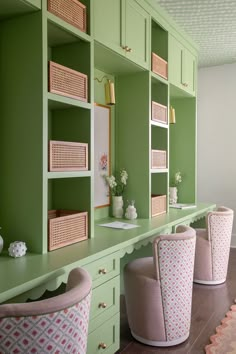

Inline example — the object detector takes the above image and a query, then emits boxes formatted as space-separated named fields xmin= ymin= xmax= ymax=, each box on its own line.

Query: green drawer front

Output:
xmin=83 ymin=252 xmax=120 ymax=288
xmin=89 ymin=276 xmax=120 ymax=333
xmin=87 ymin=313 xmax=120 ymax=354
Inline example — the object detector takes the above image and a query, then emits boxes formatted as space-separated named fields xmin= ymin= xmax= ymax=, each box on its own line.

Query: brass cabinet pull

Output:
xmin=122 ymin=45 xmax=129 ymax=51
xmin=98 ymin=268 xmax=107 ymax=274
xmin=126 ymin=47 xmax=132 ymax=53
xmin=98 ymin=342 xmax=107 ymax=349
xmin=99 ymin=302 xmax=107 ymax=308
xmin=182 ymin=82 xmax=188 ymax=87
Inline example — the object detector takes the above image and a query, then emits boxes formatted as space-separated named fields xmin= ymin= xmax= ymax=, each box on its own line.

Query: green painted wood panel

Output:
xmin=124 ymin=0 xmax=150 ymax=69
xmin=0 ymin=12 xmax=43 ymax=253
xmin=0 ymin=0 xmax=41 ymax=20
xmin=183 ymin=49 xmax=196 ymax=96
xmin=169 ymin=34 xmax=196 ymax=97
xmin=169 ymin=97 xmax=196 ymax=203
xmin=169 ymin=34 xmax=182 ymax=89
xmin=152 ymin=19 xmax=168 ymax=62
xmin=87 ymin=313 xmax=120 ymax=354
xmin=93 ymin=0 xmax=123 ymax=56
xmin=116 ymin=72 xmax=150 ymax=218
xmin=89 ymin=276 xmax=120 ymax=333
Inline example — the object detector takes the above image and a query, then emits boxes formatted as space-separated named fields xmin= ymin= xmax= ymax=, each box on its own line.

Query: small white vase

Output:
xmin=169 ymin=187 xmax=178 ymax=204
xmin=112 ymin=196 xmax=124 ymax=218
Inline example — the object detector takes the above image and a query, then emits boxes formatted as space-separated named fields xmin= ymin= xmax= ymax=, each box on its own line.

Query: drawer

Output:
xmin=83 ymin=252 xmax=120 ymax=288
xmin=87 ymin=313 xmax=120 ymax=354
xmin=89 ymin=276 xmax=120 ymax=333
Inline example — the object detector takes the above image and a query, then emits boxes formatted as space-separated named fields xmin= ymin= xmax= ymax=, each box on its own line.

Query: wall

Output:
xmin=197 ymin=63 xmax=236 ymax=246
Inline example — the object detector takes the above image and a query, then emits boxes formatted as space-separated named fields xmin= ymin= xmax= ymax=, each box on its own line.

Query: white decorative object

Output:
xmin=112 ymin=196 xmax=124 ymax=218
xmin=125 ymin=201 xmax=138 ymax=220
xmin=169 ymin=187 xmax=178 ymax=204
xmin=8 ymin=241 xmax=27 ymax=258
xmin=0 ymin=228 xmax=3 ymax=253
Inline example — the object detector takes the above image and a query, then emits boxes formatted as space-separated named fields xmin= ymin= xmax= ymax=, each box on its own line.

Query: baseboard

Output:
xmin=231 ymin=234 xmax=236 ymax=248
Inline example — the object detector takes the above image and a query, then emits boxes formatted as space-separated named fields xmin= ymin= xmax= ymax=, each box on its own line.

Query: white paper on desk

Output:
xmin=98 ymin=221 xmax=140 ymax=230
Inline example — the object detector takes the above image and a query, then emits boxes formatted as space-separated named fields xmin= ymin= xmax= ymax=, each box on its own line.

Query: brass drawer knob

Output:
xmin=127 ymin=47 xmax=132 ymax=53
xmin=99 ymin=302 xmax=107 ymax=309
xmin=98 ymin=342 xmax=107 ymax=349
xmin=99 ymin=268 xmax=107 ymax=275
xmin=122 ymin=45 xmax=129 ymax=51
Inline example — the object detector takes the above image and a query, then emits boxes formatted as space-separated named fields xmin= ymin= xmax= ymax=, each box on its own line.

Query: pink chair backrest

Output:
xmin=0 ymin=268 xmax=92 ymax=354
xmin=153 ymin=226 xmax=196 ymax=342
xmin=207 ymin=206 xmax=234 ymax=281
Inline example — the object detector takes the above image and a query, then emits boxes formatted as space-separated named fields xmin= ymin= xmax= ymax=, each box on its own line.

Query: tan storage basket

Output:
xmin=151 ymin=149 xmax=167 ymax=169
xmin=152 ymin=101 xmax=168 ymax=124
xmin=48 ymin=61 xmax=88 ymax=102
xmin=151 ymin=195 xmax=166 ymax=217
xmin=152 ymin=53 xmax=168 ymax=80
xmin=49 ymin=140 xmax=88 ymax=172
xmin=48 ymin=210 xmax=88 ymax=251
xmin=48 ymin=0 xmax=86 ymax=33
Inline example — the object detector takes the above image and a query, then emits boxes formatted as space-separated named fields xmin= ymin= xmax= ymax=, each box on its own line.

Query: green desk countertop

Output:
xmin=0 ymin=203 xmax=215 ymax=303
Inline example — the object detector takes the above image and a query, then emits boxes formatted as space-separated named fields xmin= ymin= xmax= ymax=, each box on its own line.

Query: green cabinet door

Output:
xmin=169 ymin=34 xmax=182 ymax=89
xmin=94 ymin=0 xmax=150 ymax=69
xmin=182 ymin=49 xmax=196 ymax=96
xmin=169 ymin=34 xmax=196 ymax=96
xmin=123 ymin=0 xmax=150 ymax=69
xmin=93 ymin=0 xmax=124 ymax=56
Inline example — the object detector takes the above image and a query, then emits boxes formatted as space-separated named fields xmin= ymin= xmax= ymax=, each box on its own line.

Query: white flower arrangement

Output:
xmin=106 ymin=168 xmax=128 ymax=196
xmin=172 ymin=171 xmax=182 ymax=187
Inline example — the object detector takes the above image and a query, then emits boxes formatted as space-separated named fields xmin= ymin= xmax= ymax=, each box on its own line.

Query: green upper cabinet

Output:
xmin=122 ymin=0 xmax=150 ymax=69
xmin=93 ymin=0 xmax=150 ymax=69
xmin=94 ymin=0 xmax=123 ymax=56
xmin=169 ymin=34 xmax=196 ymax=96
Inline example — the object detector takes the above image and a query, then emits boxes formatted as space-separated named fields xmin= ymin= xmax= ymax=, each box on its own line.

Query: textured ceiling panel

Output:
xmin=157 ymin=0 xmax=236 ymax=67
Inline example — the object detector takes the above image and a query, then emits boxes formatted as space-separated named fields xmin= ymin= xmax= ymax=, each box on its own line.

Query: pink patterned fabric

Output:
xmin=158 ymin=236 xmax=196 ymax=342
xmin=194 ymin=206 xmax=234 ymax=284
xmin=0 ymin=268 xmax=92 ymax=354
xmin=124 ymin=226 xmax=196 ymax=347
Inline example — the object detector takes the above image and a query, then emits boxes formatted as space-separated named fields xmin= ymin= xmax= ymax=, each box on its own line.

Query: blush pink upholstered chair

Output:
xmin=0 ymin=267 xmax=92 ymax=354
xmin=124 ymin=225 xmax=196 ymax=347
xmin=194 ymin=206 xmax=234 ymax=285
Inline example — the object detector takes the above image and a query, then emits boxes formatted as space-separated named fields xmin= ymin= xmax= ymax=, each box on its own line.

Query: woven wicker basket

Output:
xmin=48 ymin=61 xmax=88 ymax=102
xmin=151 ymin=149 xmax=167 ymax=169
xmin=48 ymin=0 xmax=86 ymax=32
xmin=151 ymin=195 xmax=166 ymax=217
xmin=49 ymin=140 xmax=88 ymax=172
xmin=152 ymin=101 xmax=168 ymax=124
xmin=48 ymin=210 xmax=88 ymax=251
xmin=152 ymin=53 xmax=168 ymax=80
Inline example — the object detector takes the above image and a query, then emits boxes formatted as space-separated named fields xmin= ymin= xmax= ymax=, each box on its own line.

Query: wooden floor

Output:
xmin=117 ymin=248 xmax=236 ymax=354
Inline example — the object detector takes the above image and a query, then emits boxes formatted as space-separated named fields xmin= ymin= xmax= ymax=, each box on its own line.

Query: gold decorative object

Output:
xmin=94 ymin=76 xmax=116 ymax=105
xmin=170 ymin=106 xmax=176 ymax=124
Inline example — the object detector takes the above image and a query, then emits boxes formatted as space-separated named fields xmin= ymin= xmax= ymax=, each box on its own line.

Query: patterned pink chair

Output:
xmin=194 ymin=206 xmax=234 ymax=285
xmin=124 ymin=225 xmax=196 ymax=347
xmin=0 ymin=267 xmax=92 ymax=354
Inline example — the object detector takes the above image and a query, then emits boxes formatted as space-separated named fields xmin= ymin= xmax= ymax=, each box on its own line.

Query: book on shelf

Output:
xmin=169 ymin=203 xmax=197 ymax=209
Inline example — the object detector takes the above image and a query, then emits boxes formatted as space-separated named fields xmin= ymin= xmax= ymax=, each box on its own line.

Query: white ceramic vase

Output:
xmin=112 ymin=196 xmax=124 ymax=218
xmin=169 ymin=187 xmax=178 ymax=204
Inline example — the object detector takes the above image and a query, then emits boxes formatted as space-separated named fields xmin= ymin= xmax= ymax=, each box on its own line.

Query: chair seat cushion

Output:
xmin=124 ymin=257 xmax=166 ymax=342
xmin=194 ymin=228 xmax=212 ymax=282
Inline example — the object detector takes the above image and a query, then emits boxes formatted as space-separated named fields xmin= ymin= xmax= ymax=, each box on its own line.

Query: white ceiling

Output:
xmin=157 ymin=0 xmax=236 ymax=68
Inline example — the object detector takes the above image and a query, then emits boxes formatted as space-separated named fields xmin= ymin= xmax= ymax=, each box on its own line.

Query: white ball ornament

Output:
xmin=8 ymin=241 xmax=27 ymax=258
